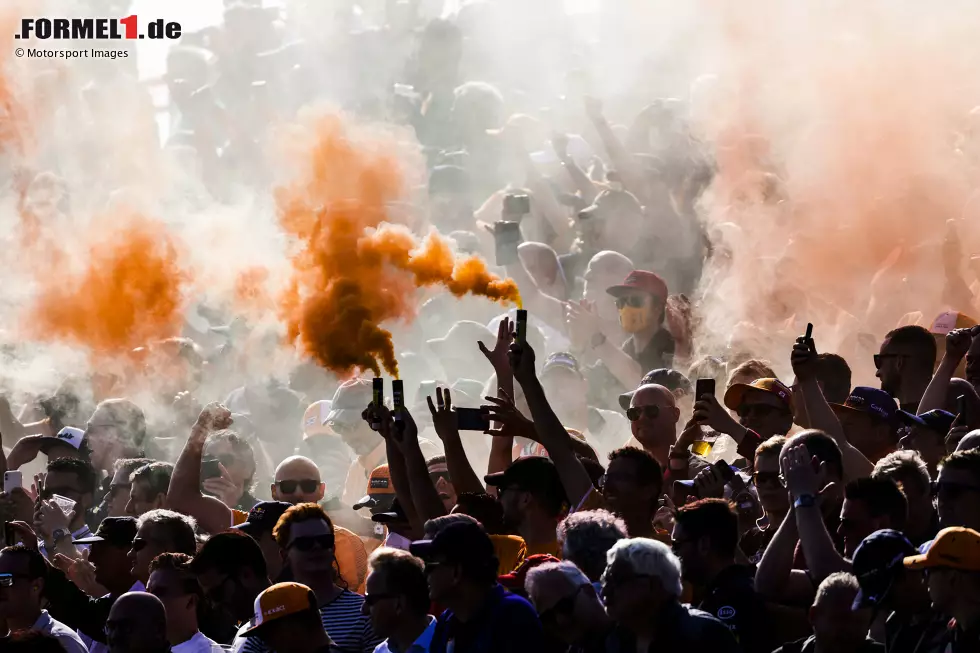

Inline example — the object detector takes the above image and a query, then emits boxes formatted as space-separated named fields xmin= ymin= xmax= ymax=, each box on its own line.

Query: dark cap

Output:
xmin=233 ymin=501 xmax=292 ymax=536
xmin=831 ymin=386 xmax=898 ymax=424
xmin=410 ymin=520 xmax=495 ymax=565
xmin=372 ymin=497 xmax=409 ymax=525
xmin=606 ymin=270 xmax=668 ymax=302
xmin=73 ymin=516 xmax=137 ymax=547
xmin=897 ymin=409 xmax=956 ymax=435
xmin=484 ymin=456 xmax=568 ymax=509
xmin=851 ymin=529 xmax=915 ymax=610
xmin=619 ymin=368 xmax=692 ymax=411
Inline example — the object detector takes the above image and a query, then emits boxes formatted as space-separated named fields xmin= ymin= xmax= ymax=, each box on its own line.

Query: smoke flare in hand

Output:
xmin=27 ymin=212 xmax=189 ymax=356
xmin=277 ymin=112 xmax=520 ymax=377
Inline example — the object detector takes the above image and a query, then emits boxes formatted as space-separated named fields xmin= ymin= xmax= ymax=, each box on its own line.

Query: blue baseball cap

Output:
xmin=831 ymin=386 xmax=898 ymax=423
xmin=851 ymin=529 xmax=915 ymax=610
xmin=897 ymin=409 xmax=956 ymax=434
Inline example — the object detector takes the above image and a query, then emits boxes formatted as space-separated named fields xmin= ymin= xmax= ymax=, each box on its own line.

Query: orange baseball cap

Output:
xmin=723 ymin=378 xmax=793 ymax=412
xmin=352 ymin=464 xmax=395 ymax=511
xmin=242 ymin=582 xmax=317 ymax=637
xmin=301 ymin=400 xmax=334 ymax=440
xmin=904 ymin=527 xmax=980 ymax=572
xmin=930 ymin=311 xmax=978 ymax=335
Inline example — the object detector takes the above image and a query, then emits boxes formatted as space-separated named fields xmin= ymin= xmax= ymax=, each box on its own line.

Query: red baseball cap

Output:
xmin=606 ymin=270 xmax=668 ymax=302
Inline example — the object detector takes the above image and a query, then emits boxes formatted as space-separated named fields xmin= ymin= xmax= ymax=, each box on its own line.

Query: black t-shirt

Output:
xmin=698 ymin=564 xmax=772 ymax=653
xmin=622 ymin=329 xmax=675 ymax=372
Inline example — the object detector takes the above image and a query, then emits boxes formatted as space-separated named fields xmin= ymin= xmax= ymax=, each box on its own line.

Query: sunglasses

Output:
xmin=753 ymin=471 xmax=784 ymax=487
xmin=131 ymin=538 xmax=154 ymax=553
xmin=873 ymin=353 xmax=908 ymax=370
xmin=626 ymin=405 xmax=660 ymax=422
xmin=615 ymin=296 xmax=647 ymax=309
xmin=0 ymin=573 xmax=30 ymax=587
xmin=539 ymin=584 xmax=589 ymax=624
xmin=288 ymin=534 xmax=335 ymax=552
xmin=363 ymin=593 xmax=396 ymax=607
xmin=277 ymin=479 xmax=320 ymax=494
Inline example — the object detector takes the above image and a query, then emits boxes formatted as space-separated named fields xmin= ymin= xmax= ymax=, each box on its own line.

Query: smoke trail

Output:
xmin=26 ymin=211 xmax=190 ymax=357
xmin=276 ymin=111 xmax=519 ymax=377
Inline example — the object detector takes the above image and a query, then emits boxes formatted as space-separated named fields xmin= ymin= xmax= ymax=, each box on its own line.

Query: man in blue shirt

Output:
xmin=364 ymin=548 xmax=436 ymax=653
xmin=410 ymin=521 xmax=544 ymax=653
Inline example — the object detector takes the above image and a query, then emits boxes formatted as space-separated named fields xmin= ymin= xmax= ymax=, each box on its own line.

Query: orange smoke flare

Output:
xmin=27 ymin=213 xmax=189 ymax=356
xmin=277 ymin=113 xmax=520 ymax=377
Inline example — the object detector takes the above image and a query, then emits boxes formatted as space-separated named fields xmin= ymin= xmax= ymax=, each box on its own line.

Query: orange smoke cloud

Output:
xmin=687 ymin=1 xmax=980 ymax=380
xmin=277 ymin=112 xmax=519 ymax=377
xmin=27 ymin=212 xmax=190 ymax=356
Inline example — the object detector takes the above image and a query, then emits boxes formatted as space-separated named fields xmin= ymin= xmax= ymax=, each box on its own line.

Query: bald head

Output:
xmin=107 ymin=591 xmax=168 ymax=652
xmin=518 ymin=242 xmax=564 ymax=293
xmin=272 ymin=456 xmax=325 ymax=504
xmin=628 ymin=384 xmax=680 ymax=465
xmin=956 ymin=429 xmax=980 ymax=453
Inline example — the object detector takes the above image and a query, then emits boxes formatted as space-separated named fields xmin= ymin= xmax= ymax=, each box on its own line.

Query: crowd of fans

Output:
xmin=4 ymin=1 xmax=980 ymax=653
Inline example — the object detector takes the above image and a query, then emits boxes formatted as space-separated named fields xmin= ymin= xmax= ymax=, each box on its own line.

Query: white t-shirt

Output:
xmin=172 ymin=631 xmax=225 ymax=652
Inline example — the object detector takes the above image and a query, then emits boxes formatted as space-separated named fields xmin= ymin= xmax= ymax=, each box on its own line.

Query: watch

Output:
xmin=51 ymin=528 xmax=69 ymax=545
xmin=590 ymin=332 xmax=607 ymax=348
xmin=794 ymin=494 xmax=816 ymax=509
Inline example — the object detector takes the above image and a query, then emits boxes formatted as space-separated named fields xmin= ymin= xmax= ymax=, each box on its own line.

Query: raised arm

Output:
xmin=384 ymin=405 xmax=446 ymax=524
xmin=427 ymin=388 xmax=485 ymax=496
xmin=918 ymin=327 xmax=978 ymax=414
xmin=791 ymin=337 xmax=872 ymax=480
xmin=482 ymin=319 xmax=518 ymax=486
xmin=167 ymin=403 xmax=235 ymax=535
xmin=505 ymin=337 xmax=593 ymax=508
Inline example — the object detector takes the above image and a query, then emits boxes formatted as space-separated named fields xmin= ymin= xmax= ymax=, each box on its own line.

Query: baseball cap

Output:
xmin=619 ymin=368 xmax=692 ymax=411
xmin=322 ymin=379 xmax=372 ymax=432
xmin=39 ymin=426 xmax=86 ymax=453
xmin=851 ymin=529 xmax=915 ymax=610
xmin=904 ymin=527 xmax=980 ymax=571
xmin=372 ymin=496 xmax=408 ymax=525
xmin=353 ymin=464 xmax=395 ymax=511
xmin=73 ymin=516 xmax=137 ymax=546
xmin=723 ymin=378 xmax=793 ymax=412
xmin=541 ymin=352 xmax=583 ymax=379
xmin=427 ymin=321 xmax=495 ymax=356
xmin=242 ymin=582 xmax=319 ymax=637
xmin=831 ymin=387 xmax=898 ymax=423
xmin=930 ymin=311 xmax=978 ymax=335
xmin=897 ymin=409 xmax=956 ymax=435
xmin=233 ymin=501 xmax=292 ymax=537
xmin=606 ymin=270 xmax=668 ymax=302
xmin=484 ymin=456 xmax=568 ymax=509
xmin=301 ymin=400 xmax=333 ymax=440
xmin=410 ymin=520 xmax=496 ymax=566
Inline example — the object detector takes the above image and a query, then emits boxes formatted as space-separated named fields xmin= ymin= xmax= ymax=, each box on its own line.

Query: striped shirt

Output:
xmin=320 ymin=590 xmax=382 ymax=653
xmin=234 ymin=590 xmax=380 ymax=653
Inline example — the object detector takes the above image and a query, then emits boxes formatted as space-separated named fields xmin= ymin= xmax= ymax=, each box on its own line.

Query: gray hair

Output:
xmin=557 ymin=510 xmax=627 ymax=581
xmin=872 ymin=450 xmax=931 ymax=495
xmin=137 ymin=509 xmax=198 ymax=555
xmin=603 ymin=538 xmax=682 ymax=599
xmin=524 ymin=561 xmax=591 ymax=609
xmin=814 ymin=572 xmax=860 ymax=607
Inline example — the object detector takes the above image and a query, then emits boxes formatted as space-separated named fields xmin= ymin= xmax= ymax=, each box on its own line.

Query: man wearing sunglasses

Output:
xmin=129 ymin=509 xmax=198 ymax=587
xmin=272 ymin=455 xmax=326 ymax=504
xmin=830 ymin=387 xmax=901 ymax=465
xmin=363 ymin=548 xmax=435 ymax=653
xmin=875 ymin=325 xmax=937 ymax=414
xmin=525 ymin=560 xmax=612 ymax=653
xmin=0 ymin=544 xmax=88 ymax=653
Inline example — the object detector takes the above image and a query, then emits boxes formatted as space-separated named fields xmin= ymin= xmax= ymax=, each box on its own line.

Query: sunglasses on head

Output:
xmin=277 ymin=479 xmax=320 ymax=494
xmin=626 ymin=405 xmax=660 ymax=422
xmin=615 ymin=296 xmax=647 ymax=309
xmin=288 ymin=534 xmax=335 ymax=552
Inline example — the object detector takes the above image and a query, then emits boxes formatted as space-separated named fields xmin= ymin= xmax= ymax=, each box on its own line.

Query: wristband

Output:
xmin=793 ymin=494 xmax=816 ymax=509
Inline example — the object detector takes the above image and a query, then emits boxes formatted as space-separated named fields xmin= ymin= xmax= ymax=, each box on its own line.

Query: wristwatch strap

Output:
xmin=794 ymin=494 xmax=817 ymax=509
xmin=52 ymin=528 xmax=70 ymax=545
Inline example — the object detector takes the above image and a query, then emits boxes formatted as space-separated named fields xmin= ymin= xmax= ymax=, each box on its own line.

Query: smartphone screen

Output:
xmin=695 ymin=378 xmax=716 ymax=400
xmin=456 ymin=407 xmax=490 ymax=432
xmin=201 ymin=458 xmax=222 ymax=480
